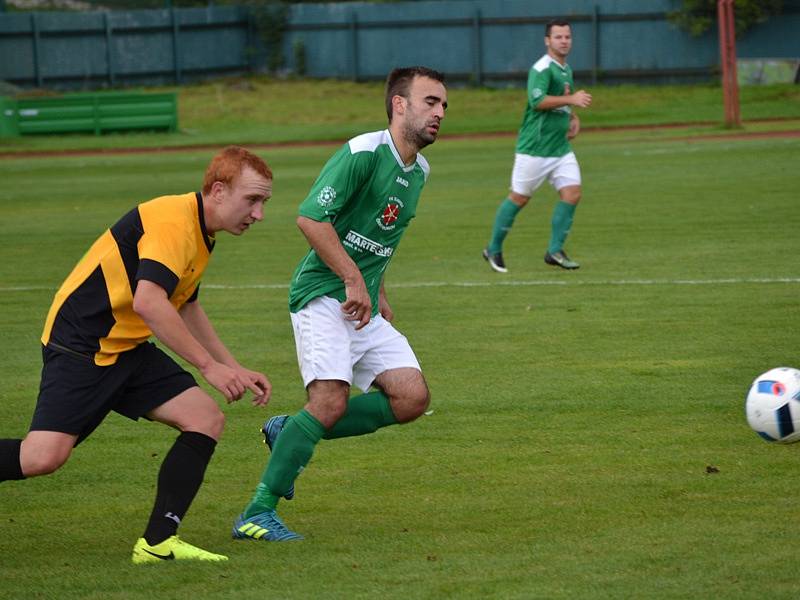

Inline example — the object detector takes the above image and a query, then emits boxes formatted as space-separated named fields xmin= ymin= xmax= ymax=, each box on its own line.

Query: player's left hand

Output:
xmin=567 ymin=115 xmax=580 ymax=139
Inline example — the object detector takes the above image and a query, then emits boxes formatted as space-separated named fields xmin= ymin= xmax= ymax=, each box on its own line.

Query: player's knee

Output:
xmin=183 ymin=406 xmax=225 ymax=440
xmin=509 ymin=192 xmax=530 ymax=207
xmin=393 ymin=384 xmax=431 ymax=423
xmin=560 ymin=187 xmax=581 ymax=204
xmin=204 ymin=408 xmax=226 ymax=440
xmin=307 ymin=381 xmax=351 ymax=427
xmin=23 ymin=450 xmax=69 ymax=477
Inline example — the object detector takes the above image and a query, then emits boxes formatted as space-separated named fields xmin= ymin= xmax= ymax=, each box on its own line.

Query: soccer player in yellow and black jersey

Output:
xmin=0 ymin=146 xmax=273 ymax=564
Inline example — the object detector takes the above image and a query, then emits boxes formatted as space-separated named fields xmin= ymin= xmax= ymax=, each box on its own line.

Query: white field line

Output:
xmin=2 ymin=277 xmax=799 ymax=294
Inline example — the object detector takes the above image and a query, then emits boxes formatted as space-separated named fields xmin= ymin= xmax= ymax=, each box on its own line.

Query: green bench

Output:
xmin=0 ymin=91 xmax=178 ymax=137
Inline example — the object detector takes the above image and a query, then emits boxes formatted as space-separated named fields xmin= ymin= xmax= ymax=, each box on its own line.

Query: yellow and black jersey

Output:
xmin=42 ymin=192 xmax=215 ymax=366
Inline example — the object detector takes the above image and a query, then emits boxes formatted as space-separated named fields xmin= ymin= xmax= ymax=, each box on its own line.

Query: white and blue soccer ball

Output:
xmin=746 ymin=367 xmax=800 ymax=443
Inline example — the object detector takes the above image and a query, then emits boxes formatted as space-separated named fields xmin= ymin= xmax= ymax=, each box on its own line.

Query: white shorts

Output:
xmin=290 ymin=296 xmax=421 ymax=393
xmin=510 ymin=152 xmax=581 ymax=197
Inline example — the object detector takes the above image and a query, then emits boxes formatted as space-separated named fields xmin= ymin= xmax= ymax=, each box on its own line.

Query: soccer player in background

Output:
xmin=232 ymin=66 xmax=447 ymax=541
xmin=0 ymin=146 xmax=273 ymax=564
xmin=483 ymin=19 xmax=592 ymax=273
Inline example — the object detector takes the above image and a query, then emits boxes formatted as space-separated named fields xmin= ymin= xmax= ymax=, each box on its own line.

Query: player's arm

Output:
xmin=296 ymin=215 xmax=372 ymax=330
xmin=535 ymin=91 xmax=592 ymax=111
xmin=179 ymin=298 xmax=270 ymax=406
xmin=528 ymin=67 xmax=591 ymax=112
xmin=132 ymin=280 xmax=267 ymax=403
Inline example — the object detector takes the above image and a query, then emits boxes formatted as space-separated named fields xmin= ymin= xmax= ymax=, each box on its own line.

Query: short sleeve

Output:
xmin=136 ymin=223 xmax=191 ymax=296
xmin=298 ymin=145 xmax=373 ymax=222
xmin=528 ymin=67 xmax=551 ymax=110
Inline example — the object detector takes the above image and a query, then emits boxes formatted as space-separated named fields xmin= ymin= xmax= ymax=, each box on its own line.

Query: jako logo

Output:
xmin=395 ymin=176 xmax=409 ymax=188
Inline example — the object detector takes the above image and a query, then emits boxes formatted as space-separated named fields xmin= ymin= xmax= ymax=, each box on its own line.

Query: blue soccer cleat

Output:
xmin=232 ymin=510 xmax=303 ymax=542
xmin=261 ymin=415 xmax=294 ymax=500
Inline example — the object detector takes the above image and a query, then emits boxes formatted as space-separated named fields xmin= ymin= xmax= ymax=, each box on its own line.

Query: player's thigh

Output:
xmin=31 ymin=346 xmax=132 ymax=445
xmin=352 ymin=315 xmax=422 ymax=393
xmin=114 ymin=342 xmax=220 ymax=437
xmin=510 ymin=153 xmax=556 ymax=197
xmin=146 ymin=387 xmax=225 ymax=440
xmin=550 ymin=152 xmax=582 ymax=201
xmin=291 ymin=296 xmax=356 ymax=388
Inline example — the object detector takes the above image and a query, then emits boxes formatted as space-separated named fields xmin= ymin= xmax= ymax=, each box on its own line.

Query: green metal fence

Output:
xmin=1 ymin=1 xmax=799 ymax=90
xmin=0 ymin=91 xmax=177 ymax=137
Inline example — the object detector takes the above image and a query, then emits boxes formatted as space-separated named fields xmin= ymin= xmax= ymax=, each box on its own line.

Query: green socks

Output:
xmin=488 ymin=198 xmax=522 ymax=254
xmin=243 ymin=409 xmax=325 ymax=518
xmin=323 ymin=391 xmax=398 ymax=440
xmin=548 ymin=200 xmax=577 ymax=254
xmin=242 ymin=394 xmax=400 ymax=517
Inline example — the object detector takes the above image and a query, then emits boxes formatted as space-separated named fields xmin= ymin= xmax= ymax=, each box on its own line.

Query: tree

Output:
xmin=669 ymin=0 xmax=784 ymax=36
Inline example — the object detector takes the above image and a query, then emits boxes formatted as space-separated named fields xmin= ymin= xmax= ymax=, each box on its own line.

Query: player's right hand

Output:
xmin=342 ymin=276 xmax=372 ymax=330
xmin=201 ymin=361 xmax=252 ymax=403
xmin=571 ymin=90 xmax=592 ymax=108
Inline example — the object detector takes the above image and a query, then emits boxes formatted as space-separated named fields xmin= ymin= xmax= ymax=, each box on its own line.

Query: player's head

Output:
xmin=202 ymin=146 xmax=272 ymax=196
xmin=203 ymin=146 xmax=273 ymax=235
xmin=385 ymin=66 xmax=446 ymax=122
xmin=385 ymin=66 xmax=448 ymax=150
xmin=545 ymin=19 xmax=572 ymax=60
xmin=545 ymin=19 xmax=571 ymax=38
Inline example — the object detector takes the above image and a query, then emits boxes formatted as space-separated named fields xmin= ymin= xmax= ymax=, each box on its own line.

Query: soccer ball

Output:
xmin=745 ymin=367 xmax=800 ymax=443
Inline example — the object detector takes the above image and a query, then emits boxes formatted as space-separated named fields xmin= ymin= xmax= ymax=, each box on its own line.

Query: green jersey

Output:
xmin=289 ymin=129 xmax=430 ymax=315
xmin=515 ymin=54 xmax=574 ymax=158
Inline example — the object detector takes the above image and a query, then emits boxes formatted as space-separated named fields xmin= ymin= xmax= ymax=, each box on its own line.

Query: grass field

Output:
xmin=1 ymin=81 xmax=799 ymax=599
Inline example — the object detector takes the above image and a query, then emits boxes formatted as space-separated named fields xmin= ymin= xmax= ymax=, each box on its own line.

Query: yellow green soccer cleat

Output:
xmin=131 ymin=535 xmax=229 ymax=564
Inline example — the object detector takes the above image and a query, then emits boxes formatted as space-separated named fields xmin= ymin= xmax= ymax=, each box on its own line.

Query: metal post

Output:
xmin=104 ymin=12 xmax=115 ymax=87
xmin=31 ymin=13 xmax=43 ymax=87
xmin=349 ymin=11 xmax=359 ymax=82
xmin=471 ymin=8 xmax=482 ymax=86
xmin=171 ymin=7 xmax=182 ymax=84
xmin=591 ymin=4 xmax=599 ymax=86
xmin=725 ymin=0 xmax=740 ymax=125
xmin=718 ymin=0 xmax=740 ymax=127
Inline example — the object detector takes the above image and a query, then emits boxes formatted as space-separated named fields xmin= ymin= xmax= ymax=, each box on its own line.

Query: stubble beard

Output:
xmin=403 ymin=122 xmax=436 ymax=152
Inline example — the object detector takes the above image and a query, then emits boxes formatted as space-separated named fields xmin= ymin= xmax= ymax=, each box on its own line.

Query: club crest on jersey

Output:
xmin=317 ymin=185 xmax=336 ymax=207
xmin=377 ymin=197 xmax=404 ymax=231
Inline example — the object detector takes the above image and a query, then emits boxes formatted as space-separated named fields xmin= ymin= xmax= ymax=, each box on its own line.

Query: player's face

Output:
xmin=399 ymin=76 xmax=448 ymax=149
xmin=214 ymin=166 xmax=272 ymax=235
xmin=545 ymin=25 xmax=572 ymax=62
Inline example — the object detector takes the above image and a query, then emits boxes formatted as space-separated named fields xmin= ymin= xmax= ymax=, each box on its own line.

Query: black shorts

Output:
xmin=31 ymin=342 xmax=197 ymax=444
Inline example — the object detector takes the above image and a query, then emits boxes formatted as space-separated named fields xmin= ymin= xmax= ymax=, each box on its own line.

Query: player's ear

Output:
xmin=209 ymin=180 xmax=226 ymax=202
xmin=391 ymin=94 xmax=406 ymax=117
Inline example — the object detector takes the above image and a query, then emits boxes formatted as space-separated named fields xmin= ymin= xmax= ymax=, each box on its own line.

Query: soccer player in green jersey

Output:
xmin=483 ymin=19 xmax=592 ymax=272
xmin=0 ymin=147 xmax=273 ymax=563
xmin=233 ymin=66 xmax=447 ymax=541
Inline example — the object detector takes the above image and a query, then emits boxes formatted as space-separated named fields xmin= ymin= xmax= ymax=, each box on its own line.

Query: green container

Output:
xmin=0 ymin=96 xmax=20 ymax=138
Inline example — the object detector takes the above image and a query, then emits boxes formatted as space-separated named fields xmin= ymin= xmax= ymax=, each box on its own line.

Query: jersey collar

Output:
xmin=385 ymin=129 xmax=419 ymax=173
xmin=195 ymin=192 xmax=215 ymax=252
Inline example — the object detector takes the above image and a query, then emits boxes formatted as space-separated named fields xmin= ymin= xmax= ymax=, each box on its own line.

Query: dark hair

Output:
xmin=202 ymin=146 xmax=272 ymax=195
xmin=385 ymin=66 xmax=446 ymax=121
xmin=545 ymin=19 xmax=571 ymax=37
